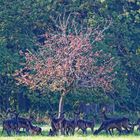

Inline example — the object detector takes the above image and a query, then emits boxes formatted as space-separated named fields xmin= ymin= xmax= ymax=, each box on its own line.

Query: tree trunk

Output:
xmin=58 ymin=93 xmax=65 ymax=118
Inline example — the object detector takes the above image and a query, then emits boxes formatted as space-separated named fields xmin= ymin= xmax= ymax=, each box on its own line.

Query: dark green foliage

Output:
xmin=0 ymin=0 xmax=140 ymax=117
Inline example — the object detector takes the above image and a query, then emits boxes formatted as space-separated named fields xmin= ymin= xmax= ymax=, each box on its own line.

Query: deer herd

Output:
xmin=0 ymin=108 xmax=140 ymax=136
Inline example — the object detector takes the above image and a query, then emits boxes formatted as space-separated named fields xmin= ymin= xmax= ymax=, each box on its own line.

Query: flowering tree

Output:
xmin=14 ymin=13 xmax=116 ymax=117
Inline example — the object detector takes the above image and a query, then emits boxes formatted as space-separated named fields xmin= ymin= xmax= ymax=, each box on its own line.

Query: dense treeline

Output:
xmin=0 ymin=0 xmax=140 ymax=118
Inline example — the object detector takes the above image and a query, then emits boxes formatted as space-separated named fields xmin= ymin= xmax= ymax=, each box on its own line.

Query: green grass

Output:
xmin=0 ymin=125 xmax=140 ymax=140
xmin=0 ymin=135 xmax=140 ymax=140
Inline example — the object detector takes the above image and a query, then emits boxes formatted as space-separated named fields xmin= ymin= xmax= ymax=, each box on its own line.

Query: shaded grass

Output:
xmin=0 ymin=125 xmax=140 ymax=140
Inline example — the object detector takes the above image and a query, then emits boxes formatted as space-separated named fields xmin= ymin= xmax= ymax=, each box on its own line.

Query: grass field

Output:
xmin=0 ymin=136 xmax=140 ymax=140
xmin=0 ymin=125 xmax=140 ymax=140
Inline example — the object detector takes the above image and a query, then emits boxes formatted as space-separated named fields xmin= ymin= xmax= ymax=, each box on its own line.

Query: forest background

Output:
xmin=0 ymin=0 xmax=140 ymax=121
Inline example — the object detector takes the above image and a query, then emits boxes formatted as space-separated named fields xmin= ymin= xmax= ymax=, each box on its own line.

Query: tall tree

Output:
xmin=14 ymin=13 xmax=116 ymax=117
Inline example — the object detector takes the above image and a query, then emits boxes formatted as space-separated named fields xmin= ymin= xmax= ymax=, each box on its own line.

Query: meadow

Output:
xmin=0 ymin=125 xmax=140 ymax=140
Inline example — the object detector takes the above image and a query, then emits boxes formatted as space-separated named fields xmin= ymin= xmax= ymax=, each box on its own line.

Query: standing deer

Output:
xmin=49 ymin=112 xmax=65 ymax=135
xmin=28 ymin=121 xmax=42 ymax=135
xmin=100 ymin=107 xmax=132 ymax=134
xmin=94 ymin=119 xmax=122 ymax=135
xmin=74 ymin=111 xmax=95 ymax=134
xmin=62 ymin=119 xmax=75 ymax=135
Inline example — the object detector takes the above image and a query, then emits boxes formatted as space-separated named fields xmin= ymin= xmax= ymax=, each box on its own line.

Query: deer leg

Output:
xmin=91 ymin=127 xmax=94 ymax=134
xmin=40 ymin=131 xmax=43 ymax=135
xmin=66 ymin=127 xmax=69 ymax=135
xmin=54 ymin=128 xmax=58 ymax=136
xmin=67 ymin=127 xmax=70 ymax=135
xmin=119 ymin=129 xmax=122 ymax=135
xmin=16 ymin=126 xmax=20 ymax=135
xmin=7 ymin=129 xmax=11 ymax=136
xmin=108 ymin=129 xmax=112 ymax=136
xmin=85 ymin=129 xmax=87 ymax=135
xmin=123 ymin=122 xmax=132 ymax=132
xmin=81 ymin=129 xmax=85 ymax=134
xmin=71 ymin=127 xmax=75 ymax=135
xmin=122 ymin=125 xmax=129 ymax=133
xmin=110 ymin=128 xmax=114 ymax=134
xmin=69 ymin=127 xmax=73 ymax=135
xmin=72 ymin=129 xmax=75 ymax=135
xmin=117 ymin=127 xmax=122 ymax=135
xmin=15 ymin=130 xmax=18 ymax=135
xmin=60 ymin=124 xmax=64 ymax=135
xmin=1 ymin=128 xmax=5 ymax=136
xmin=82 ymin=128 xmax=87 ymax=135
xmin=25 ymin=128 xmax=30 ymax=135
xmin=105 ymin=129 xmax=109 ymax=135
xmin=61 ymin=127 xmax=65 ymax=135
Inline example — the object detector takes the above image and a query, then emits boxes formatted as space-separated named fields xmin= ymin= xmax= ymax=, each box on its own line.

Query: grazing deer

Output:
xmin=94 ymin=119 xmax=122 ymax=135
xmin=28 ymin=122 xmax=42 ymax=135
xmin=9 ymin=111 xmax=35 ymax=134
xmin=101 ymin=107 xmax=131 ymax=134
xmin=95 ymin=117 xmax=132 ymax=135
xmin=17 ymin=117 xmax=33 ymax=134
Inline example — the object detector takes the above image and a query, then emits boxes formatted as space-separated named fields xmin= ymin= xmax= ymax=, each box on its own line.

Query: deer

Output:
xmin=28 ymin=122 xmax=43 ymax=135
xmin=100 ymin=107 xmax=132 ymax=134
xmin=84 ymin=120 xmax=95 ymax=134
xmin=9 ymin=110 xmax=35 ymax=134
xmin=100 ymin=107 xmax=116 ymax=134
xmin=94 ymin=119 xmax=122 ymax=135
xmin=94 ymin=117 xmax=132 ymax=135
xmin=1 ymin=112 xmax=19 ymax=136
xmin=16 ymin=116 xmax=34 ymax=134
xmin=62 ymin=119 xmax=75 ymax=135
xmin=74 ymin=111 xmax=95 ymax=135
xmin=49 ymin=112 xmax=65 ymax=135
xmin=6 ymin=110 xmax=34 ymax=134
xmin=75 ymin=119 xmax=95 ymax=134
